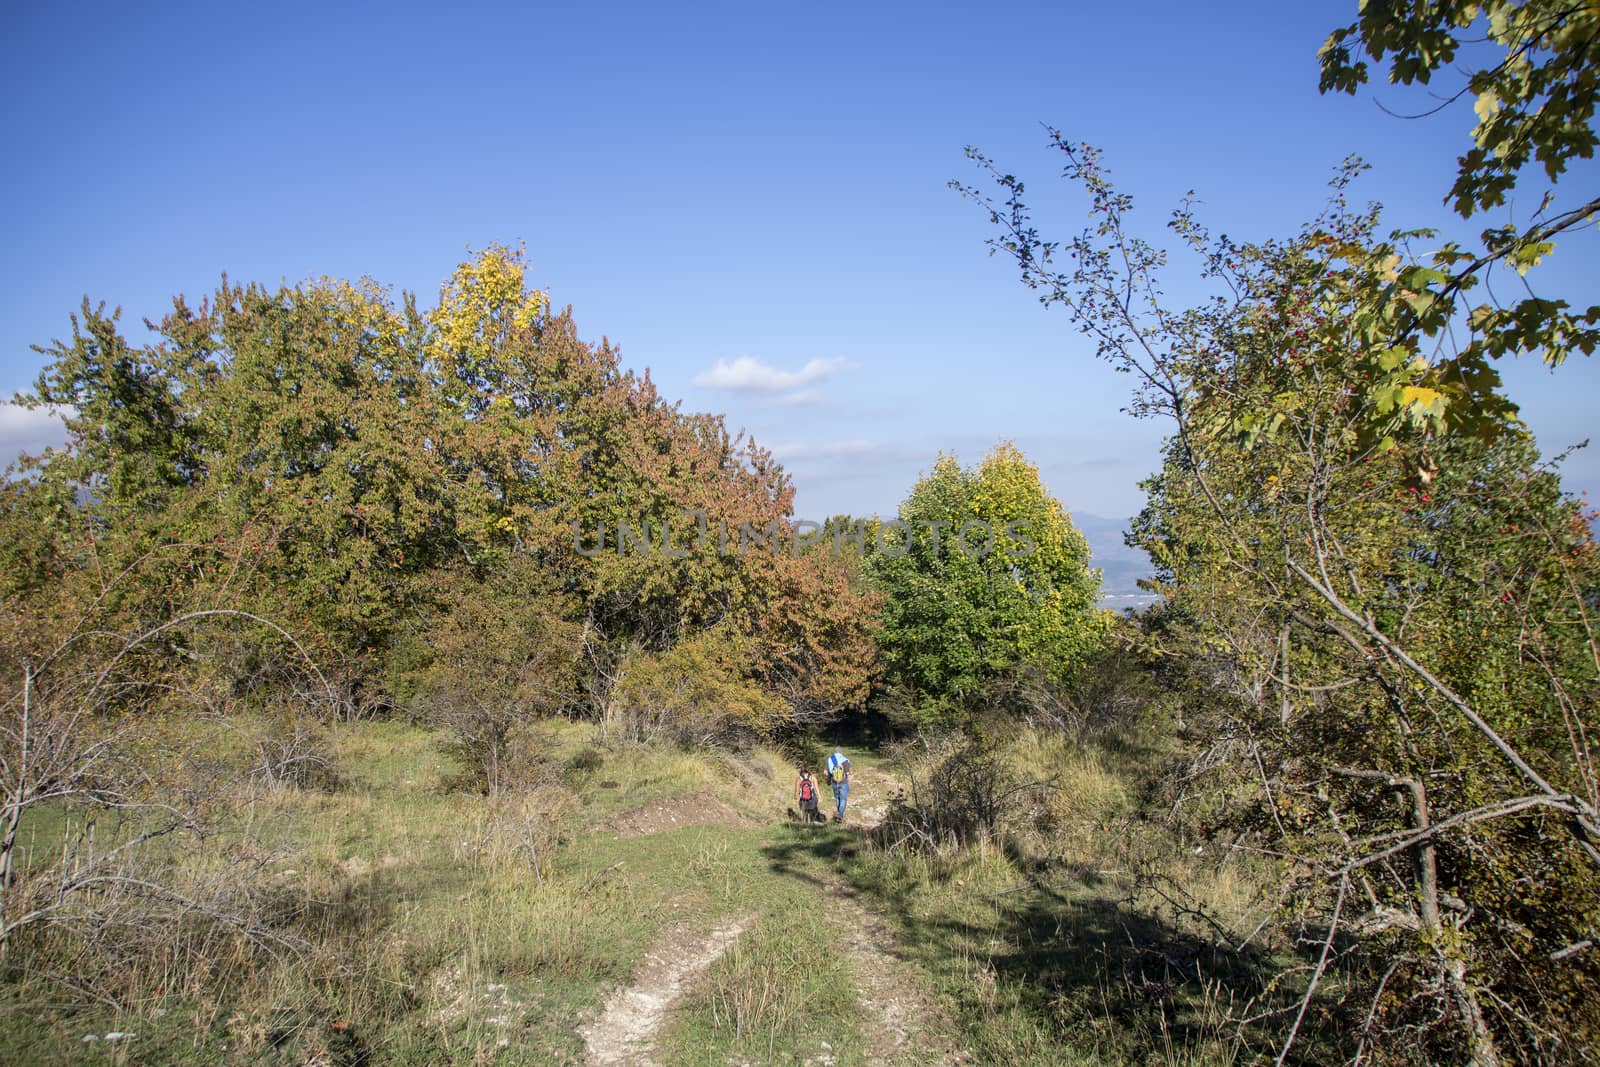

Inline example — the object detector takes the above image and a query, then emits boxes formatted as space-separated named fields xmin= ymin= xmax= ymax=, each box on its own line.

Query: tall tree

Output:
xmin=868 ymin=443 xmax=1106 ymax=728
xmin=961 ymin=137 xmax=1599 ymax=1063
xmin=11 ymin=247 xmax=882 ymax=738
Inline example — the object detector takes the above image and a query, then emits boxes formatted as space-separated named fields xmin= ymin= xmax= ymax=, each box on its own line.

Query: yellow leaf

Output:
xmin=1399 ymin=385 xmax=1443 ymax=409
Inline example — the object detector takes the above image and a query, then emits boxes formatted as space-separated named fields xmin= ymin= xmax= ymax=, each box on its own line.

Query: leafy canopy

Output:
xmin=8 ymin=247 xmax=881 ymax=735
xmin=867 ymin=443 xmax=1107 ymax=728
xmin=1318 ymin=1 xmax=1600 ymax=404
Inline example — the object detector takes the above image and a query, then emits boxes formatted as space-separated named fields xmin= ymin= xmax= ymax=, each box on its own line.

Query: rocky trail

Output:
xmin=580 ymin=917 xmax=753 ymax=1066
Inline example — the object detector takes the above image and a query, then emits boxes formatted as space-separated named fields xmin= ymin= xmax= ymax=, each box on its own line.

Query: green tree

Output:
xmin=868 ymin=443 xmax=1107 ymax=728
xmin=23 ymin=301 xmax=196 ymax=523
xmin=1321 ymin=0 xmax=1599 ymax=220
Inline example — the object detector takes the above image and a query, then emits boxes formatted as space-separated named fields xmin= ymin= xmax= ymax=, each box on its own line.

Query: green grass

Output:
xmin=832 ymin=844 xmax=1247 ymax=1066
xmin=0 ymin=720 xmax=876 ymax=1065
xmin=664 ymin=899 xmax=861 ymax=1067
xmin=812 ymin=728 xmax=1285 ymax=1067
xmin=0 ymin=719 xmax=1321 ymax=1066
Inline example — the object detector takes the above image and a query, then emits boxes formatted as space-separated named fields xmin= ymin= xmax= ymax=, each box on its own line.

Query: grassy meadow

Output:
xmin=0 ymin=714 xmax=1311 ymax=1066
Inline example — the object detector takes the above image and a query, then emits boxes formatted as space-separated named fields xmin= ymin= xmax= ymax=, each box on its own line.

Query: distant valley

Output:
xmin=1075 ymin=512 xmax=1161 ymax=610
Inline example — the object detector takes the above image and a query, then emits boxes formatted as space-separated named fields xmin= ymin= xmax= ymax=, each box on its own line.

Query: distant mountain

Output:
xmin=1072 ymin=512 xmax=1161 ymax=611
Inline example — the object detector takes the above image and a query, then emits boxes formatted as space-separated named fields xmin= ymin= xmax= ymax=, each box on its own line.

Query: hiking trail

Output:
xmin=814 ymin=869 xmax=971 ymax=1066
xmin=579 ymin=759 xmax=967 ymax=1066
xmin=580 ymin=917 xmax=752 ymax=1066
xmin=818 ymin=764 xmax=971 ymax=1067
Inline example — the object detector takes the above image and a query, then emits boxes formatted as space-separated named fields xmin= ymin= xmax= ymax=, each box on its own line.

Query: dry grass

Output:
xmin=0 ymin=718 xmax=818 ymax=1065
xmin=836 ymin=726 xmax=1278 ymax=1067
xmin=0 ymin=717 xmax=1299 ymax=1066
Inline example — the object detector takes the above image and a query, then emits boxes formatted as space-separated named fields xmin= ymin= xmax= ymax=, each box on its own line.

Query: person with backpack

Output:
xmin=825 ymin=750 xmax=851 ymax=822
xmin=795 ymin=767 xmax=821 ymax=823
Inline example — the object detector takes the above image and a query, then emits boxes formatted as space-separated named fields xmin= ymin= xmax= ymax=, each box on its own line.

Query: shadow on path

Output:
xmin=760 ymin=824 xmax=1342 ymax=1065
xmin=761 ymin=825 xmax=971 ymax=1065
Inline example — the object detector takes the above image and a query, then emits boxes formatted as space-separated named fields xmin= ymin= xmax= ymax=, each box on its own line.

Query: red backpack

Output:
xmin=799 ymin=777 xmax=815 ymax=801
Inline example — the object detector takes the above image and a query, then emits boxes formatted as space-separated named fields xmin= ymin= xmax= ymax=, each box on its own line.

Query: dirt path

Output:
xmin=579 ymin=917 xmax=751 ymax=1066
xmin=837 ymin=763 xmax=898 ymax=831
xmin=820 ymin=764 xmax=971 ymax=1066
xmin=578 ymin=760 xmax=966 ymax=1066
xmin=818 ymin=875 xmax=970 ymax=1066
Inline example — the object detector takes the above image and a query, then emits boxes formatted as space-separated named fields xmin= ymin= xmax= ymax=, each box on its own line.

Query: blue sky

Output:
xmin=3 ymin=0 xmax=1596 ymax=524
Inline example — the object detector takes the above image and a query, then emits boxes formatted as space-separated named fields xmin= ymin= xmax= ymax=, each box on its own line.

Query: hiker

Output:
xmin=825 ymin=750 xmax=851 ymax=822
xmin=795 ymin=767 xmax=821 ymax=823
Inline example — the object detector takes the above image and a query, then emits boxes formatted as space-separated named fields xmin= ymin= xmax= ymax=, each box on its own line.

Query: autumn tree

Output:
xmin=749 ymin=548 xmax=882 ymax=727
xmin=11 ymin=247 xmax=882 ymax=743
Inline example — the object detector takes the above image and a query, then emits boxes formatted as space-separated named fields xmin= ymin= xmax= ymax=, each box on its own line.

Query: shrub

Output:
xmin=601 ymin=631 xmax=785 ymax=748
xmin=417 ymin=576 xmax=580 ymax=794
xmin=875 ymin=732 xmax=1050 ymax=854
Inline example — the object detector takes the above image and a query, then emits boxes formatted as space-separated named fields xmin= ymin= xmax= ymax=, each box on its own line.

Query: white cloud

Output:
xmin=0 ymin=403 xmax=72 ymax=461
xmin=693 ymin=356 xmax=847 ymax=393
